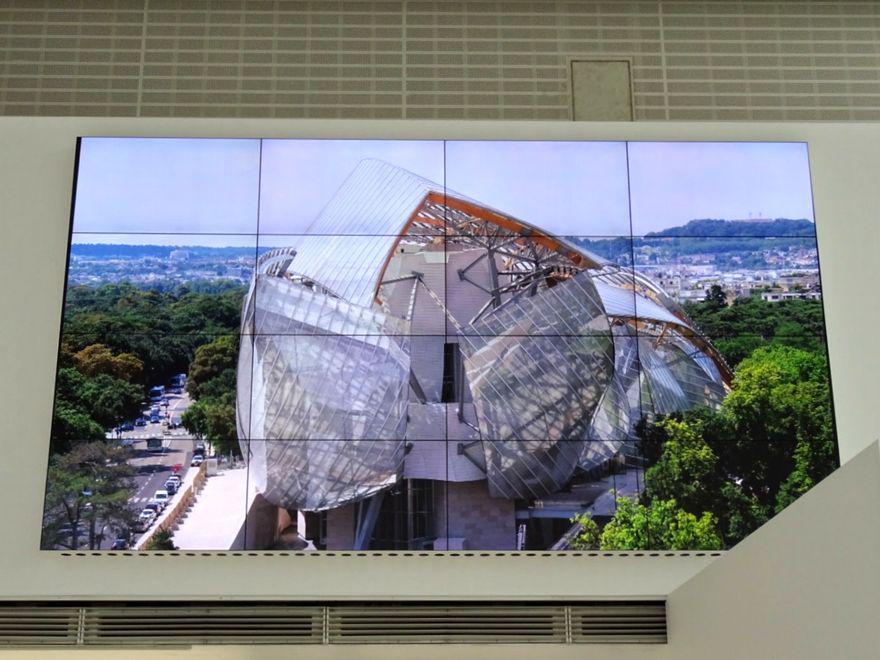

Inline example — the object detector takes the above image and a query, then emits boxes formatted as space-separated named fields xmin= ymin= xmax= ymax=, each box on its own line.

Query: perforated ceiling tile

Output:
xmin=2 ymin=1 xmax=880 ymax=119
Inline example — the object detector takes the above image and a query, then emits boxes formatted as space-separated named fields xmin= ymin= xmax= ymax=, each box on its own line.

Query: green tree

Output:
xmin=182 ymin=398 xmax=239 ymax=456
xmin=73 ymin=343 xmax=144 ymax=383
xmin=719 ymin=481 xmax=768 ymax=543
xmin=145 ymin=528 xmax=177 ymax=551
xmin=51 ymin=403 xmax=106 ymax=453
xmin=712 ymin=335 xmax=765 ymax=368
xmin=644 ymin=417 xmax=720 ymax=516
xmin=720 ymin=345 xmax=835 ymax=506
xmin=80 ymin=374 xmax=143 ymax=429
xmin=41 ymin=442 xmax=137 ymax=550
xmin=775 ymin=432 xmax=838 ymax=513
xmin=635 ymin=344 xmax=837 ymax=548
xmin=181 ymin=401 xmax=208 ymax=440
xmin=568 ymin=513 xmax=601 ymax=550
xmin=54 ymin=367 xmax=142 ymax=429
xmin=704 ymin=284 xmax=727 ymax=310
xmin=187 ymin=335 xmax=238 ymax=400
xmin=599 ymin=498 xmax=722 ymax=551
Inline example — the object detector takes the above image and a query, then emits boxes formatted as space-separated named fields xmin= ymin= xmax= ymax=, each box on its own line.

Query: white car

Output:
xmin=191 ymin=455 xmax=204 ymax=467
xmin=137 ymin=509 xmax=157 ymax=531
xmin=150 ymin=490 xmax=169 ymax=510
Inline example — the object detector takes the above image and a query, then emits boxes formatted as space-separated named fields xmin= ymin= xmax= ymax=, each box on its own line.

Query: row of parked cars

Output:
xmin=135 ymin=474 xmax=182 ymax=532
xmin=134 ymin=442 xmax=205 ymax=533
xmin=128 ymin=440 xmax=207 ymax=545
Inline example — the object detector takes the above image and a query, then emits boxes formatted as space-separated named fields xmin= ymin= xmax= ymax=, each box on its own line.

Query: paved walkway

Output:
xmin=172 ymin=466 xmax=251 ymax=550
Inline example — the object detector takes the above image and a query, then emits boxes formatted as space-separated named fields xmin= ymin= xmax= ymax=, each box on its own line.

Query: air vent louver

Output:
xmin=328 ymin=606 xmax=567 ymax=644
xmin=83 ymin=607 xmax=323 ymax=646
xmin=0 ymin=602 xmax=665 ymax=646
xmin=571 ymin=604 xmax=667 ymax=643
xmin=0 ymin=607 xmax=81 ymax=646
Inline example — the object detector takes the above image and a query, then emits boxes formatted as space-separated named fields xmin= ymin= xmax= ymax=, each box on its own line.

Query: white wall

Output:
xmin=0 ymin=118 xmax=878 ymax=603
xmin=667 ymin=440 xmax=880 ymax=660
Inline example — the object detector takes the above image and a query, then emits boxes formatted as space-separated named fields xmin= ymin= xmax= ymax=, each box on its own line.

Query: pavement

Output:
xmin=172 ymin=465 xmax=251 ymax=551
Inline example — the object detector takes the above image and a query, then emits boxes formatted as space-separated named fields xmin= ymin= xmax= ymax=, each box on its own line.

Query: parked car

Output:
xmin=134 ymin=417 xmax=147 ymax=427
xmin=150 ymin=413 xmax=160 ymax=424
xmin=168 ymin=418 xmax=180 ymax=429
xmin=120 ymin=437 xmax=134 ymax=447
xmin=110 ymin=537 xmax=129 ymax=550
xmin=166 ymin=474 xmax=181 ymax=485
xmin=163 ymin=480 xmax=177 ymax=495
xmin=193 ymin=442 xmax=206 ymax=456
xmin=151 ymin=490 xmax=169 ymax=509
xmin=191 ymin=454 xmax=204 ymax=467
xmin=136 ymin=509 xmax=157 ymax=531
xmin=119 ymin=421 xmax=134 ymax=432
xmin=143 ymin=502 xmax=161 ymax=514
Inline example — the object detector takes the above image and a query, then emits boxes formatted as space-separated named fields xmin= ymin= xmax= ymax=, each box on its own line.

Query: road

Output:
xmin=97 ymin=390 xmax=200 ymax=549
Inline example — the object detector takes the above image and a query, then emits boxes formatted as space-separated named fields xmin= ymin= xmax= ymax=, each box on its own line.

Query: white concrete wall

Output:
xmin=0 ymin=118 xmax=878 ymax=606
xmin=667 ymin=441 xmax=880 ymax=660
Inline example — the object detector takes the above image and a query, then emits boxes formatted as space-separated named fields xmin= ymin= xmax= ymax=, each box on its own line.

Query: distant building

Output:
xmin=169 ymin=249 xmax=191 ymax=261
xmin=761 ymin=290 xmax=822 ymax=302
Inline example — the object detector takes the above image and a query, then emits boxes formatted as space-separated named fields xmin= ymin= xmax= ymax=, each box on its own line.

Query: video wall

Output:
xmin=42 ymin=138 xmax=837 ymax=553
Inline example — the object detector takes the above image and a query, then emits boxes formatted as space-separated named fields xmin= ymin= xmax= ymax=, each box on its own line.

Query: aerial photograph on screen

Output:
xmin=40 ymin=138 xmax=837 ymax=553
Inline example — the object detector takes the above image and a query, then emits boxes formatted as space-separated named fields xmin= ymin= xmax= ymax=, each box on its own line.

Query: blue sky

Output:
xmin=70 ymin=138 xmax=815 ymax=244
xmin=259 ymin=139 xmax=445 ymax=234
xmin=628 ymin=141 xmax=814 ymax=234
xmin=445 ymin=141 xmax=630 ymax=236
xmin=73 ymin=138 xmax=261 ymax=236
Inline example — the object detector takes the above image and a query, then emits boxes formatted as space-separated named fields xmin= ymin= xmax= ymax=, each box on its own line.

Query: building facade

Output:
xmin=237 ymin=159 xmax=730 ymax=550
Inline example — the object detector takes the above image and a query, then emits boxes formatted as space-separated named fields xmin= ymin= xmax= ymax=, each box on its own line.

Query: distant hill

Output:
xmin=570 ymin=218 xmax=818 ymax=267
xmin=646 ymin=218 xmax=815 ymax=238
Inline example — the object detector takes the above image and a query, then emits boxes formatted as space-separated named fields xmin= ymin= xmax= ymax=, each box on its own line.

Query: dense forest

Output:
xmin=50 ymin=281 xmax=245 ymax=453
xmin=684 ymin=287 xmax=827 ymax=366
xmin=43 ymin=280 xmax=246 ymax=549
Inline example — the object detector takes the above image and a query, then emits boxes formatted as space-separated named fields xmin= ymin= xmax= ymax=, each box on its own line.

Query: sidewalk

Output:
xmin=172 ymin=466 xmax=251 ymax=550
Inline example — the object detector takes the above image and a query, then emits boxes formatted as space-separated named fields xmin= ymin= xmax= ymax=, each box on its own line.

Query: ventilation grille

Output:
xmin=571 ymin=604 xmax=667 ymax=644
xmin=0 ymin=607 xmax=81 ymax=646
xmin=0 ymin=602 xmax=665 ymax=646
xmin=82 ymin=607 xmax=324 ymax=646
xmin=328 ymin=605 xmax=566 ymax=644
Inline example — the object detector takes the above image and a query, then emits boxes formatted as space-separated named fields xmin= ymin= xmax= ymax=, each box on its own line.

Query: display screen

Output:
xmin=41 ymin=138 xmax=837 ymax=552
